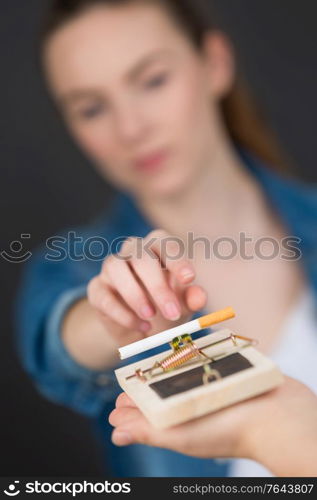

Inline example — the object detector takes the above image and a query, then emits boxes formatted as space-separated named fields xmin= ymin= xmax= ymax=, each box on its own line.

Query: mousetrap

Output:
xmin=115 ymin=307 xmax=283 ymax=429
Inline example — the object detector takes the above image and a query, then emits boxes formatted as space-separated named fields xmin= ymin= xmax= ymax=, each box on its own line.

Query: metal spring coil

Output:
xmin=158 ymin=342 xmax=199 ymax=371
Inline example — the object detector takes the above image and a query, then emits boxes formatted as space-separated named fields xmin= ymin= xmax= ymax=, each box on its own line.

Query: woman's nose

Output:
xmin=113 ymin=101 xmax=151 ymax=145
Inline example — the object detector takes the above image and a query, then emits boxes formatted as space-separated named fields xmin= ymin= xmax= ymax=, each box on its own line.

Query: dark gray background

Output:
xmin=1 ymin=0 xmax=316 ymax=475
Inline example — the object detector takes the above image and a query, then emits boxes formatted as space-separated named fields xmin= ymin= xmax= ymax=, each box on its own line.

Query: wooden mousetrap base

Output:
xmin=115 ymin=329 xmax=284 ymax=429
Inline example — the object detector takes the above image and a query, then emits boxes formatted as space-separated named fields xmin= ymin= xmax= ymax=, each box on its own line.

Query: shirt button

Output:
xmin=95 ymin=374 xmax=113 ymax=386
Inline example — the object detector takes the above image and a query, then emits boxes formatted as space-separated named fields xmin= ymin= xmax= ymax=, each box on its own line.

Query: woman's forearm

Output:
xmin=61 ymin=298 xmax=120 ymax=370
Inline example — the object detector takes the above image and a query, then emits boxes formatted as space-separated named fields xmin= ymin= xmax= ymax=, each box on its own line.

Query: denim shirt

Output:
xmin=15 ymin=150 xmax=317 ymax=476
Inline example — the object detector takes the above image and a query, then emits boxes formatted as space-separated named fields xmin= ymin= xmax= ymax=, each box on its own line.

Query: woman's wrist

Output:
xmin=242 ymin=378 xmax=317 ymax=476
xmin=62 ymin=298 xmax=120 ymax=371
xmin=250 ymin=429 xmax=317 ymax=476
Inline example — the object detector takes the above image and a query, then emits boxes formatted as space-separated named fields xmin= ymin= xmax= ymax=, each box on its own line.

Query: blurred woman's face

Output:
xmin=44 ymin=2 xmax=233 ymax=199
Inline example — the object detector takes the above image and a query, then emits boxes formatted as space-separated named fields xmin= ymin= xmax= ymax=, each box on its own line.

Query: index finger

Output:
xmin=145 ymin=230 xmax=195 ymax=284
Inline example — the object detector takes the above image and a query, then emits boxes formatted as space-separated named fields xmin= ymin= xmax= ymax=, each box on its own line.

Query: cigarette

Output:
xmin=118 ymin=306 xmax=235 ymax=360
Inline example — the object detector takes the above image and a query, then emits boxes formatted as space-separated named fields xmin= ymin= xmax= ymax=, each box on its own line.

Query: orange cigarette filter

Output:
xmin=198 ymin=306 xmax=235 ymax=329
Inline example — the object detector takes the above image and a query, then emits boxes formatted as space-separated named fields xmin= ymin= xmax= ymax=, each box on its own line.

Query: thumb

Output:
xmin=109 ymin=405 xmax=180 ymax=449
xmin=110 ymin=408 xmax=157 ymax=447
xmin=184 ymin=285 xmax=208 ymax=312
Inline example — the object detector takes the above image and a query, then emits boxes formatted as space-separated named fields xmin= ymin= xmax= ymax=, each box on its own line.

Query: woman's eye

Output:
xmin=144 ymin=73 xmax=169 ymax=90
xmin=79 ymin=103 xmax=106 ymax=120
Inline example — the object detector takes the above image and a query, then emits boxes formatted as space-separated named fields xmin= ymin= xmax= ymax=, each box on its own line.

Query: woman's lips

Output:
xmin=133 ymin=149 xmax=170 ymax=173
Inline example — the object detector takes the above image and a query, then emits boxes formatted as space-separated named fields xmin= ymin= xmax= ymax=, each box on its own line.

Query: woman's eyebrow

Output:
xmin=59 ymin=90 xmax=102 ymax=107
xmin=125 ymin=48 xmax=175 ymax=81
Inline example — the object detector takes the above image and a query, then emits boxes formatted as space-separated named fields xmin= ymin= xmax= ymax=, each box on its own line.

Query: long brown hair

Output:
xmin=41 ymin=0 xmax=291 ymax=173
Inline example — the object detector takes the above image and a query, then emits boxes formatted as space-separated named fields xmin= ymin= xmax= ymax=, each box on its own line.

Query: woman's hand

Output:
xmin=62 ymin=229 xmax=207 ymax=370
xmin=109 ymin=376 xmax=317 ymax=477
xmin=87 ymin=229 xmax=207 ymax=347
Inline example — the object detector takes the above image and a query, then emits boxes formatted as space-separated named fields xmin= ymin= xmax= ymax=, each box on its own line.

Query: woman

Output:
xmin=16 ymin=0 xmax=317 ymax=477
